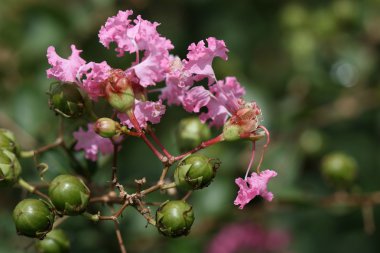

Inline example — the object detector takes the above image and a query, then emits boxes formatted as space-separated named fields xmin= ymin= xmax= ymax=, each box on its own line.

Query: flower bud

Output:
xmin=35 ymin=229 xmax=70 ymax=253
xmin=0 ymin=128 xmax=19 ymax=154
xmin=105 ymin=70 xmax=135 ymax=112
xmin=48 ymin=175 xmax=90 ymax=216
xmin=94 ymin=118 xmax=120 ymax=138
xmin=13 ymin=199 xmax=55 ymax=239
xmin=0 ymin=149 xmax=22 ymax=186
xmin=48 ymin=83 xmax=85 ymax=118
xmin=321 ymin=152 xmax=358 ymax=188
xmin=176 ymin=117 xmax=211 ymax=152
xmin=174 ymin=154 xmax=218 ymax=190
xmin=156 ymin=200 xmax=195 ymax=238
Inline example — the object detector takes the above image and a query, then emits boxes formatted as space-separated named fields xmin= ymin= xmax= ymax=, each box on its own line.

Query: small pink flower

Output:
xmin=73 ymin=123 xmax=114 ymax=161
xmin=46 ymin=45 xmax=86 ymax=83
xmin=78 ymin=61 xmax=112 ymax=100
xmin=234 ymin=169 xmax=277 ymax=209
xmin=99 ymin=10 xmax=173 ymax=87
xmin=118 ymin=100 xmax=166 ymax=129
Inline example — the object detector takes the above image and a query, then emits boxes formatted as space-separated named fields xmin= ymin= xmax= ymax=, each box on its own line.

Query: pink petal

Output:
xmin=184 ymin=37 xmax=229 ymax=84
xmin=183 ymin=86 xmax=211 ymax=113
xmin=46 ymin=45 xmax=86 ymax=83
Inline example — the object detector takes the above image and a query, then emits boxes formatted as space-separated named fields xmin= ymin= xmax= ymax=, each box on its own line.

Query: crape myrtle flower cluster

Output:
xmin=2 ymin=9 xmax=277 ymax=253
xmin=47 ymin=9 xmax=276 ymax=208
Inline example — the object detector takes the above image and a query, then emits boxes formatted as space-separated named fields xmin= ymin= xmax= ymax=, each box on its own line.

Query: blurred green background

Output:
xmin=1 ymin=0 xmax=380 ymax=252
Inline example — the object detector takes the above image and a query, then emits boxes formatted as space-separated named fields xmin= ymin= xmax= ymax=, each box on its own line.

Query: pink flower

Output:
xmin=46 ymin=45 xmax=111 ymax=101
xmin=118 ymin=100 xmax=166 ymax=129
xmin=99 ymin=10 xmax=173 ymax=87
xmin=46 ymin=45 xmax=86 ymax=83
xmin=234 ymin=169 xmax=277 ymax=209
xmin=73 ymin=123 xmax=114 ymax=161
xmin=206 ymin=223 xmax=290 ymax=253
xmin=185 ymin=37 xmax=228 ymax=84
xmin=78 ymin=61 xmax=112 ymax=100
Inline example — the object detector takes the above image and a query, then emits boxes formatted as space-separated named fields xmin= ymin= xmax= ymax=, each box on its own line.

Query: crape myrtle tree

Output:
xmin=1 ymin=10 xmax=276 ymax=253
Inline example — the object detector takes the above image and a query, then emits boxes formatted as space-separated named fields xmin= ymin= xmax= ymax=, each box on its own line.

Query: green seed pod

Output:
xmin=12 ymin=199 xmax=55 ymax=239
xmin=156 ymin=200 xmax=194 ymax=238
xmin=176 ymin=117 xmax=211 ymax=152
xmin=321 ymin=152 xmax=358 ymax=188
xmin=94 ymin=118 xmax=120 ymax=138
xmin=48 ymin=175 xmax=90 ymax=215
xmin=0 ymin=149 xmax=22 ymax=186
xmin=174 ymin=154 xmax=218 ymax=190
xmin=49 ymin=83 xmax=85 ymax=118
xmin=0 ymin=128 xmax=19 ymax=154
xmin=35 ymin=229 xmax=70 ymax=253
xmin=222 ymin=123 xmax=242 ymax=141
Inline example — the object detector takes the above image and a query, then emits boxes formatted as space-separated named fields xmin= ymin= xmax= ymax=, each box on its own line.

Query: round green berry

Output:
xmin=12 ymin=199 xmax=55 ymax=239
xmin=174 ymin=154 xmax=218 ymax=190
xmin=49 ymin=83 xmax=85 ymax=118
xmin=321 ymin=152 xmax=358 ymax=188
xmin=94 ymin=118 xmax=120 ymax=138
xmin=48 ymin=175 xmax=90 ymax=215
xmin=176 ymin=117 xmax=211 ymax=152
xmin=35 ymin=229 xmax=70 ymax=253
xmin=156 ymin=200 xmax=195 ymax=238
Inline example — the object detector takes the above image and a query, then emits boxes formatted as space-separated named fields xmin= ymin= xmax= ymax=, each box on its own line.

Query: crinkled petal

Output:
xmin=98 ymin=10 xmax=136 ymax=56
xmin=183 ymin=86 xmax=211 ymax=113
xmin=234 ymin=169 xmax=277 ymax=209
xmin=46 ymin=45 xmax=86 ymax=83
xmin=78 ymin=61 xmax=111 ymax=100
xmin=118 ymin=100 xmax=166 ymax=129
xmin=184 ymin=37 xmax=229 ymax=84
xmin=73 ymin=123 xmax=114 ymax=161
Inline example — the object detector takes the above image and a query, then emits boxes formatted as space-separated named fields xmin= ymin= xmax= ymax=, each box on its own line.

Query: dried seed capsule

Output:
xmin=12 ymin=199 xmax=55 ymax=239
xmin=176 ymin=117 xmax=211 ymax=152
xmin=156 ymin=200 xmax=195 ymax=238
xmin=35 ymin=229 xmax=70 ymax=253
xmin=321 ymin=152 xmax=358 ymax=188
xmin=174 ymin=154 xmax=218 ymax=190
xmin=49 ymin=83 xmax=85 ymax=118
xmin=0 ymin=149 xmax=22 ymax=187
xmin=48 ymin=175 xmax=90 ymax=216
xmin=0 ymin=128 xmax=19 ymax=154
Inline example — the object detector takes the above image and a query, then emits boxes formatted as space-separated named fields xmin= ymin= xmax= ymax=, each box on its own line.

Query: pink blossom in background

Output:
xmin=46 ymin=45 xmax=85 ymax=83
xmin=234 ymin=169 xmax=277 ymax=209
xmin=206 ymin=223 xmax=290 ymax=253
xmin=73 ymin=123 xmax=114 ymax=161
xmin=118 ymin=100 xmax=166 ymax=129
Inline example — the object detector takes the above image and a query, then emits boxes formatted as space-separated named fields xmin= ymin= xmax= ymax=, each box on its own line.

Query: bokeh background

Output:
xmin=1 ymin=0 xmax=380 ymax=252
